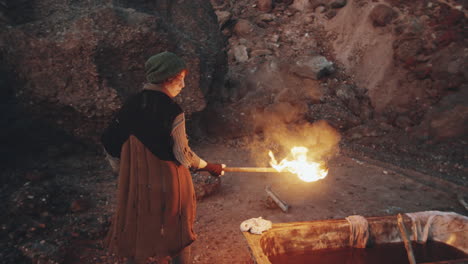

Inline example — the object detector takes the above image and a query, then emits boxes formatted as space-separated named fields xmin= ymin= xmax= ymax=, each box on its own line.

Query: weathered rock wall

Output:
xmin=324 ymin=0 xmax=467 ymax=139
xmin=1 ymin=0 xmax=227 ymax=141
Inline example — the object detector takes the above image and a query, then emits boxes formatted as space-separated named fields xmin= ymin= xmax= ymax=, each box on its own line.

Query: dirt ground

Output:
xmin=190 ymin=143 xmax=467 ymax=263
xmin=1 ymin=1 xmax=467 ymax=263
xmin=57 ymin=139 xmax=467 ymax=264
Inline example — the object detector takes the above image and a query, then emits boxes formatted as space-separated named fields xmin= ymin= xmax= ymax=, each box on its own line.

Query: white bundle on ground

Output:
xmin=406 ymin=211 xmax=468 ymax=250
xmin=345 ymin=215 xmax=369 ymax=248
xmin=240 ymin=217 xmax=272 ymax=234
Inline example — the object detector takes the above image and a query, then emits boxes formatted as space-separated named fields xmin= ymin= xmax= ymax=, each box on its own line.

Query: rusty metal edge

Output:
xmin=241 ymin=215 xmax=417 ymax=264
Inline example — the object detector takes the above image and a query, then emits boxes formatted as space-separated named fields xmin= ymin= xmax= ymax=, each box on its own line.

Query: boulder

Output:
xmin=369 ymin=4 xmax=398 ymax=27
xmin=1 ymin=1 xmax=226 ymax=141
xmin=413 ymin=86 xmax=468 ymax=141
xmin=233 ymin=19 xmax=256 ymax=38
xmin=215 ymin=10 xmax=232 ymax=28
xmin=393 ymin=38 xmax=424 ymax=64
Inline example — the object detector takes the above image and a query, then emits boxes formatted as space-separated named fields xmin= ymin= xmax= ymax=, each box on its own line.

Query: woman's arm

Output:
xmin=171 ymin=113 xmax=205 ymax=169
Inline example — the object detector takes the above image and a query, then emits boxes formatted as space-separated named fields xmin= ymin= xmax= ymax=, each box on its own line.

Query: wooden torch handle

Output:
xmin=223 ymin=167 xmax=279 ymax=173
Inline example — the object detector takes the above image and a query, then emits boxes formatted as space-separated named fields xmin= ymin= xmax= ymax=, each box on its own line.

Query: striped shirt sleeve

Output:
xmin=171 ymin=113 xmax=201 ymax=169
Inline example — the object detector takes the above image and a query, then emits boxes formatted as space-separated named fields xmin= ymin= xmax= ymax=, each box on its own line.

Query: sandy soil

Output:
xmin=190 ymin=143 xmax=466 ymax=263
xmin=62 ymin=140 xmax=467 ymax=264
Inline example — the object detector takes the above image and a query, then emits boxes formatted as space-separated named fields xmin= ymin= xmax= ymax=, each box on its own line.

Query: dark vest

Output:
xmin=101 ymin=90 xmax=182 ymax=161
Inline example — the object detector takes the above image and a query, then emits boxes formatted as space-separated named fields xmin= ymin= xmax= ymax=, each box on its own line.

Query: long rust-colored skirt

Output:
xmin=105 ymin=135 xmax=197 ymax=263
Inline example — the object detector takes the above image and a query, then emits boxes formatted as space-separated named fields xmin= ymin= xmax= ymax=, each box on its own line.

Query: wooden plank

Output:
xmin=397 ymin=214 xmax=417 ymax=264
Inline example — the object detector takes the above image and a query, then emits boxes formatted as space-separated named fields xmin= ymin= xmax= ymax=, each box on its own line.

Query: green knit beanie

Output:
xmin=145 ymin=51 xmax=186 ymax=84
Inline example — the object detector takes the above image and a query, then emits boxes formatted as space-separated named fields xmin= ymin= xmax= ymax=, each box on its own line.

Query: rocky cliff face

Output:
xmin=204 ymin=0 xmax=467 ymax=142
xmin=1 ymin=0 xmax=466 ymax=144
xmin=1 ymin=0 xmax=226 ymax=141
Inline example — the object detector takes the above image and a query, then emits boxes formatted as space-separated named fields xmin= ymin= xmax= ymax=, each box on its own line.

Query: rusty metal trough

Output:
xmin=242 ymin=212 xmax=468 ymax=264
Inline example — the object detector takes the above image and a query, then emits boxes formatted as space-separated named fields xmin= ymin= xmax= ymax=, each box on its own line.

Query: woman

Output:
xmin=101 ymin=51 xmax=224 ymax=264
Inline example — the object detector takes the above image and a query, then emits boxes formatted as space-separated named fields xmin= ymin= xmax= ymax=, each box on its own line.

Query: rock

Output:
xmin=291 ymin=0 xmax=314 ymax=11
xmin=315 ymin=5 xmax=327 ymax=13
xmin=250 ymin=49 xmax=273 ymax=57
xmin=257 ymin=0 xmax=273 ymax=12
xmin=257 ymin=13 xmax=276 ymax=22
xmin=394 ymin=38 xmax=424 ymax=64
xmin=232 ymin=45 xmax=249 ymax=63
xmin=335 ymin=84 xmax=356 ymax=102
xmin=1 ymin=1 xmax=227 ymax=142
xmin=215 ymin=11 xmax=232 ymax=28
xmin=431 ymin=43 xmax=467 ymax=85
xmin=192 ymin=172 xmax=221 ymax=200
xmin=270 ymin=34 xmax=280 ymax=42
xmin=326 ymin=10 xmax=337 ymax=19
xmin=291 ymin=56 xmax=335 ymax=80
xmin=330 ymin=0 xmax=347 ymax=9
xmin=414 ymin=87 xmax=468 ymax=141
xmin=233 ymin=19 xmax=255 ymax=38
xmin=369 ymin=4 xmax=398 ymax=27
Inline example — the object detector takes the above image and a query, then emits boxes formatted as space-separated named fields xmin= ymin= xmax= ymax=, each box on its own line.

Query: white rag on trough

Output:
xmin=240 ymin=217 xmax=272 ymax=234
xmin=345 ymin=215 xmax=369 ymax=248
xmin=405 ymin=211 xmax=468 ymax=245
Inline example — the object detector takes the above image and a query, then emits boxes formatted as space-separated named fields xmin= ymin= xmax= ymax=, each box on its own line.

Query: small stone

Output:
xmin=258 ymin=13 xmax=275 ymax=22
xmin=271 ymin=34 xmax=279 ymax=42
xmin=250 ymin=49 xmax=273 ymax=57
xmin=315 ymin=6 xmax=326 ymax=13
xmin=232 ymin=45 xmax=249 ymax=63
xmin=291 ymin=55 xmax=335 ymax=80
xmin=257 ymin=0 xmax=273 ymax=12
xmin=369 ymin=4 xmax=398 ymax=27
xmin=233 ymin=19 xmax=255 ymax=37
xmin=215 ymin=11 xmax=231 ymax=28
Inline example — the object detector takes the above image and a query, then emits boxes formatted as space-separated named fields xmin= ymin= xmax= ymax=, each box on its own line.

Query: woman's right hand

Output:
xmin=198 ymin=162 xmax=225 ymax=177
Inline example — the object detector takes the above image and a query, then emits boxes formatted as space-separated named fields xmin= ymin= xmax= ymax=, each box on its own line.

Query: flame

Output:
xmin=268 ymin=146 xmax=328 ymax=182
